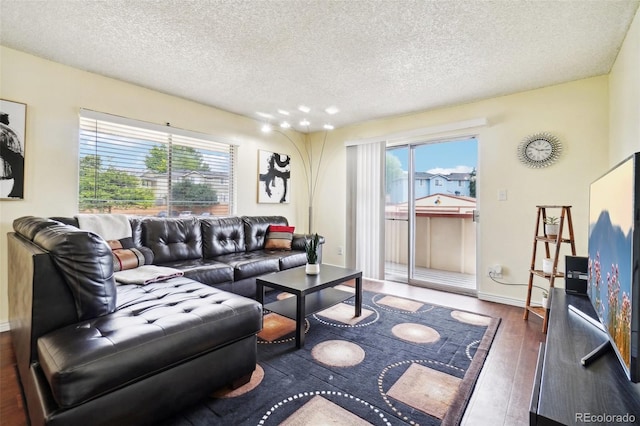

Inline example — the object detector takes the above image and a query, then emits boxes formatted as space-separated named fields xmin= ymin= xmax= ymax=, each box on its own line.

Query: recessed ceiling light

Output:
xmin=323 ymin=124 xmax=334 ymax=130
xmin=277 ymin=109 xmax=290 ymax=116
xmin=298 ymin=105 xmax=310 ymax=113
xmin=300 ymin=119 xmax=310 ymax=126
xmin=280 ymin=121 xmax=291 ymax=129
xmin=261 ymin=124 xmax=272 ymax=133
xmin=325 ymin=106 xmax=339 ymax=115
xmin=256 ymin=112 xmax=274 ymax=119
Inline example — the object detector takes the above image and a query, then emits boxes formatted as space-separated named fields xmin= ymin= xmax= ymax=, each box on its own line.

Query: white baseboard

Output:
xmin=0 ymin=321 xmax=11 ymax=332
xmin=477 ymin=291 xmax=526 ymax=308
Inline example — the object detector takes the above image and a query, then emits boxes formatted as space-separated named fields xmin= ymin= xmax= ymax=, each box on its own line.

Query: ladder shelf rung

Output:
xmin=527 ymin=305 xmax=547 ymax=319
xmin=535 ymin=237 xmax=572 ymax=243
xmin=530 ymin=270 xmax=565 ymax=278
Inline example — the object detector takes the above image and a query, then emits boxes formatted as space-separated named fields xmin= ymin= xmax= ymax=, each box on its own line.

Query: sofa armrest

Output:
xmin=291 ymin=233 xmax=325 ymax=251
xmin=8 ymin=233 xmax=79 ymax=366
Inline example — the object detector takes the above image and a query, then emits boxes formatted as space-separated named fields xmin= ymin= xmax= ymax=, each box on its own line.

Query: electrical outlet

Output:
xmin=337 ymin=246 xmax=344 ymax=256
xmin=488 ymin=265 xmax=503 ymax=279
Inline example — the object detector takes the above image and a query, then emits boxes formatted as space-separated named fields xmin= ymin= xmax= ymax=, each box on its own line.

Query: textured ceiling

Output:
xmin=1 ymin=0 xmax=638 ymax=132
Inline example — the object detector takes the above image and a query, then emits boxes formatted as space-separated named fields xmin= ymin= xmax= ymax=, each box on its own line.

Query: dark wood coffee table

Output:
xmin=256 ymin=264 xmax=362 ymax=349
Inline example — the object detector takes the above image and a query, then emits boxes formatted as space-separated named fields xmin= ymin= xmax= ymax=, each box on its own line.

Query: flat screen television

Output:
xmin=588 ymin=152 xmax=640 ymax=382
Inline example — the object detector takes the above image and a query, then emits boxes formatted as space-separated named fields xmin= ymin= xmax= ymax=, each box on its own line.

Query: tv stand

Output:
xmin=530 ymin=289 xmax=640 ymax=425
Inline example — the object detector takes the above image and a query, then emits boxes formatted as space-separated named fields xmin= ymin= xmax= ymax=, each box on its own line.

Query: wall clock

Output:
xmin=517 ymin=132 xmax=562 ymax=168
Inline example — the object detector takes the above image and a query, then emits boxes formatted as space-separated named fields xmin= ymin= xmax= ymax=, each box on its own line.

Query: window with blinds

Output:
xmin=79 ymin=111 xmax=236 ymax=217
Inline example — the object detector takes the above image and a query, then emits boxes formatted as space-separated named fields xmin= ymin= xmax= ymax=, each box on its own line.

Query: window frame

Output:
xmin=78 ymin=109 xmax=237 ymax=217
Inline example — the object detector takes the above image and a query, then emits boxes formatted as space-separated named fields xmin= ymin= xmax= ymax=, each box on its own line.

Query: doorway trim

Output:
xmin=344 ymin=117 xmax=488 ymax=147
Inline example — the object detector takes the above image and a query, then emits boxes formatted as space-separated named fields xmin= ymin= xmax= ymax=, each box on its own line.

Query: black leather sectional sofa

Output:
xmin=7 ymin=215 xmax=322 ymax=426
xmin=131 ymin=215 xmax=321 ymax=296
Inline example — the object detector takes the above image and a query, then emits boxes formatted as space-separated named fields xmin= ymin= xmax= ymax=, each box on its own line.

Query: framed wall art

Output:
xmin=1 ymin=99 xmax=26 ymax=200
xmin=258 ymin=149 xmax=290 ymax=203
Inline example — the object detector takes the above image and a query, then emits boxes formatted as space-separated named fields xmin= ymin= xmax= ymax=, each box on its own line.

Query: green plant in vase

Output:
xmin=305 ymin=233 xmax=320 ymax=275
xmin=544 ymin=216 xmax=560 ymax=239
xmin=542 ymin=290 xmax=550 ymax=309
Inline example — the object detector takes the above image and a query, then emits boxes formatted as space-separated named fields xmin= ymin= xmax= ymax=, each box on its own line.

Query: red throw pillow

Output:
xmin=264 ymin=225 xmax=295 ymax=251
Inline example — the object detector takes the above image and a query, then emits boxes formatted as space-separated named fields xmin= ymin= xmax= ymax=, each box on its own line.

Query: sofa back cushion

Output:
xmin=32 ymin=223 xmax=117 ymax=320
xmin=13 ymin=216 xmax=61 ymax=241
xmin=242 ymin=216 xmax=288 ymax=251
xmin=201 ymin=217 xmax=246 ymax=258
xmin=129 ymin=216 xmax=144 ymax=247
xmin=142 ymin=217 xmax=202 ymax=263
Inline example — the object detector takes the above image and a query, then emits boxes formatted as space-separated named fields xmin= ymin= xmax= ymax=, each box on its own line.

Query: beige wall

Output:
xmin=311 ymin=76 xmax=609 ymax=306
xmin=609 ymin=6 xmax=640 ymax=164
xmin=0 ymin=47 xmax=311 ymax=326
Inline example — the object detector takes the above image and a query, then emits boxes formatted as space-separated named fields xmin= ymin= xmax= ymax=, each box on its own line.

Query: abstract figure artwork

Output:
xmin=258 ymin=150 xmax=290 ymax=203
xmin=1 ymin=99 xmax=26 ymax=200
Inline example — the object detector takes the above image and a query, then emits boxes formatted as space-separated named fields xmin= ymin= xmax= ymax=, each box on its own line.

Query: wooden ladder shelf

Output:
xmin=523 ymin=205 xmax=576 ymax=333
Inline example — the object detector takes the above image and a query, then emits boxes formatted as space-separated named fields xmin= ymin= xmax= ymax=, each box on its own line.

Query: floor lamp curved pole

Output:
xmin=272 ymin=128 xmax=329 ymax=234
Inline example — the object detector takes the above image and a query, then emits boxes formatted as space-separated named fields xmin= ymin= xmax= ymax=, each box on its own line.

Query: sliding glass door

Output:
xmin=385 ymin=138 xmax=478 ymax=295
xmin=385 ymin=146 xmax=410 ymax=282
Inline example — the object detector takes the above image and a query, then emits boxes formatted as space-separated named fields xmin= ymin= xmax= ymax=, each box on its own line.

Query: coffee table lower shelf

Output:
xmin=256 ymin=264 xmax=363 ymax=348
xmin=264 ymin=288 xmax=353 ymax=319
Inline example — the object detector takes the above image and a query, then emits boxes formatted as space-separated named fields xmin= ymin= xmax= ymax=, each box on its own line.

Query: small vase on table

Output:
xmin=305 ymin=233 xmax=320 ymax=275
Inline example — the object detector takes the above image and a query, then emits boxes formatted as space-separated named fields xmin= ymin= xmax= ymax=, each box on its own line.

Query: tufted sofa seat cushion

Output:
xmin=36 ymin=277 xmax=262 ymax=408
xmin=212 ymin=251 xmax=281 ymax=281
xmin=277 ymin=250 xmax=308 ymax=270
xmin=158 ymin=257 xmax=234 ymax=286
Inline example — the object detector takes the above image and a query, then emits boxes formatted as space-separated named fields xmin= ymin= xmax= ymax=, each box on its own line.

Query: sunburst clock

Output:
xmin=517 ymin=132 xmax=562 ymax=168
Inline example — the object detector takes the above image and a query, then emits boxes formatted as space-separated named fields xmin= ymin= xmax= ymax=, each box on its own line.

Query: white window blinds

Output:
xmin=79 ymin=112 xmax=236 ymax=217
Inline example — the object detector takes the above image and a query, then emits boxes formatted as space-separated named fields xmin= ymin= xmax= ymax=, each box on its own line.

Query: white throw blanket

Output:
xmin=114 ymin=265 xmax=184 ymax=285
xmin=77 ymin=214 xmax=132 ymax=240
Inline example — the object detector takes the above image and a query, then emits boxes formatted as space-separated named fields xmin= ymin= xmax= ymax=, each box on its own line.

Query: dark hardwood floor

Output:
xmin=1 ymin=329 xmax=26 ymax=426
xmin=0 ymin=280 xmax=545 ymax=426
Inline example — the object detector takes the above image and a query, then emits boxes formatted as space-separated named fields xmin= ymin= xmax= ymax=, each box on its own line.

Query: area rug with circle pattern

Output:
xmin=162 ymin=286 xmax=500 ymax=426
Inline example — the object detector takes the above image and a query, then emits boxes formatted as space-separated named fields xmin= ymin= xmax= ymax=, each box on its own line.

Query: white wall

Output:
xmin=311 ymin=76 xmax=609 ymax=306
xmin=609 ymin=6 xmax=640 ymax=164
xmin=0 ymin=47 xmax=310 ymax=326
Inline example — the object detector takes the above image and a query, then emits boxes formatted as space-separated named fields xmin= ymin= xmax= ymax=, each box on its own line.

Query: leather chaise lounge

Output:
xmin=7 ymin=215 xmax=322 ymax=426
